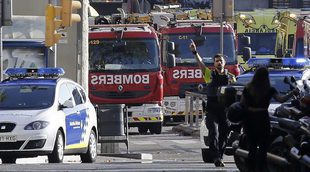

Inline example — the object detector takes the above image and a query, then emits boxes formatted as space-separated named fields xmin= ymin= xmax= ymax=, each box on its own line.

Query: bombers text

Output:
xmin=91 ymin=74 xmax=150 ymax=84
xmin=172 ymin=69 xmax=202 ymax=79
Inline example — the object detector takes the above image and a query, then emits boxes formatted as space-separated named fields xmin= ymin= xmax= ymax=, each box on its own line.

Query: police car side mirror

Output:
xmin=167 ymin=53 xmax=176 ymax=68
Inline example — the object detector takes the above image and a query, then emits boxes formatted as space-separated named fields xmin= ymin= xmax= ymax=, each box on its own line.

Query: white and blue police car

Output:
xmin=0 ymin=68 xmax=98 ymax=163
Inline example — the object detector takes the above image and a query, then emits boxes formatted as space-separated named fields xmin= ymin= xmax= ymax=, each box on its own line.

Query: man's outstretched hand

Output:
xmin=189 ymin=39 xmax=197 ymax=52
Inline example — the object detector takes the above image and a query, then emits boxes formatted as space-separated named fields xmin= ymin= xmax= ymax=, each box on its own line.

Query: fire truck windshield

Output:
xmin=238 ymin=33 xmax=276 ymax=55
xmin=89 ymin=38 xmax=159 ymax=71
xmin=165 ymin=33 xmax=236 ymax=65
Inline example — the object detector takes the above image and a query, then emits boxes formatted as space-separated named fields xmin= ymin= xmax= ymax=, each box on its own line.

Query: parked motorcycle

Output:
xmin=274 ymin=77 xmax=310 ymax=120
xmin=268 ymin=116 xmax=310 ymax=172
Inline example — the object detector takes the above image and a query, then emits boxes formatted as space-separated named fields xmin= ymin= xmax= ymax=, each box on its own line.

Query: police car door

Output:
xmin=65 ymin=83 xmax=88 ymax=148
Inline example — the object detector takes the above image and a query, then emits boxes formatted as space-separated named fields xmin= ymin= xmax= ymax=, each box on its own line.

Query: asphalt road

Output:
xmin=0 ymin=126 xmax=239 ymax=172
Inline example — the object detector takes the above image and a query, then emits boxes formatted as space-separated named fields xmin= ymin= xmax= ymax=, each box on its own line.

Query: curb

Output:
xmin=98 ymin=153 xmax=153 ymax=160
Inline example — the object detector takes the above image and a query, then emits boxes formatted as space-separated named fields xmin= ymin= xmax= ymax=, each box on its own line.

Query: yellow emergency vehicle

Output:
xmin=235 ymin=9 xmax=280 ymax=62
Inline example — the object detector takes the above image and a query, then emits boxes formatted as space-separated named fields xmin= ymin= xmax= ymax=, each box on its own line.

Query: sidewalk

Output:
xmin=16 ymin=144 xmax=152 ymax=164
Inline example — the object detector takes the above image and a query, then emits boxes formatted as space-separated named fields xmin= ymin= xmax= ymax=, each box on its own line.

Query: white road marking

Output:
xmin=170 ymin=140 xmax=199 ymax=144
xmin=131 ymin=141 xmax=157 ymax=145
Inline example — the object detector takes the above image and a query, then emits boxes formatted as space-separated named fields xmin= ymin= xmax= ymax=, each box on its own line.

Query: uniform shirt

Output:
xmin=203 ymin=67 xmax=236 ymax=112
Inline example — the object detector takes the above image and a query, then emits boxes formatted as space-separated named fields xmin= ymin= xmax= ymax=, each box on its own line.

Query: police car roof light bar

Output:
xmin=247 ymin=58 xmax=310 ymax=69
xmin=5 ymin=68 xmax=65 ymax=78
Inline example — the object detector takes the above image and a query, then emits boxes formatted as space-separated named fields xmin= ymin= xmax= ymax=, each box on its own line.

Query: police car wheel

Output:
xmin=48 ymin=130 xmax=64 ymax=163
xmin=81 ymin=130 xmax=97 ymax=163
xmin=1 ymin=157 xmax=16 ymax=164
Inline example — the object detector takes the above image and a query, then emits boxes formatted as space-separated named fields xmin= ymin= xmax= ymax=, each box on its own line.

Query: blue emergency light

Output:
xmin=5 ymin=68 xmax=65 ymax=78
xmin=247 ymin=58 xmax=310 ymax=69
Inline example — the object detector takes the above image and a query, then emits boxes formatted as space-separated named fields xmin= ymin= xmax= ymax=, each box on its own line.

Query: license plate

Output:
xmin=0 ymin=135 xmax=17 ymax=142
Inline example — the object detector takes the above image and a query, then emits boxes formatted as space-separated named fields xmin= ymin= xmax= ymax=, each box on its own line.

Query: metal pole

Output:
xmin=184 ymin=95 xmax=189 ymax=125
xmin=0 ymin=27 xmax=3 ymax=81
xmin=47 ymin=0 xmax=56 ymax=68
xmin=189 ymin=96 xmax=194 ymax=127
xmin=0 ymin=0 xmax=3 ymax=81
xmin=195 ymin=97 xmax=200 ymax=127
xmin=220 ymin=0 xmax=224 ymax=55
xmin=220 ymin=14 xmax=223 ymax=55
xmin=77 ymin=0 xmax=89 ymax=93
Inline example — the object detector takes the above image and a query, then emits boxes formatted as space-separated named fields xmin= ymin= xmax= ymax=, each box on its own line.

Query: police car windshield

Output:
xmin=238 ymin=33 xmax=276 ymax=55
xmin=166 ymin=33 xmax=236 ymax=65
xmin=89 ymin=38 xmax=159 ymax=71
xmin=0 ymin=85 xmax=55 ymax=110
xmin=236 ymin=75 xmax=300 ymax=102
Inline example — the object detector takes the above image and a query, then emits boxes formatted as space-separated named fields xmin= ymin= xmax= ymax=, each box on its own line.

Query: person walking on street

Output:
xmin=189 ymin=40 xmax=235 ymax=167
xmin=240 ymin=67 xmax=299 ymax=172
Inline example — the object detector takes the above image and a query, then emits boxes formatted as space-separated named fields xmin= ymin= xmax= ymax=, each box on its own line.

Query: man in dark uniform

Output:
xmin=189 ymin=40 xmax=235 ymax=167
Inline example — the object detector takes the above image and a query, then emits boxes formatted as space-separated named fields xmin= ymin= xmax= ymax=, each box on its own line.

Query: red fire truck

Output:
xmin=158 ymin=12 xmax=241 ymax=123
xmin=88 ymin=21 xmax=165 ymax=134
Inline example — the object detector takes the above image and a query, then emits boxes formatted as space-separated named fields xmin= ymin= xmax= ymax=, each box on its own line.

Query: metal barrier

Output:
xmin=184 ymin=91 xmax=207 ymax=127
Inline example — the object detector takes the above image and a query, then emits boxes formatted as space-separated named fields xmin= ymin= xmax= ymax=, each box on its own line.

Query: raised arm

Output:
xmin=189 ymin=40 xmax=212 ymax=83
xmin=189 ymin=40 xmax=207 ymax=74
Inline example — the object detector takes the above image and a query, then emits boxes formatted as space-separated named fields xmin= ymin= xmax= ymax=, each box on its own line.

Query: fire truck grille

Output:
xmin=179 ymin=83 xmax=208 ymax=98
xmin=91 ymin=91 xmax=151 ymax=99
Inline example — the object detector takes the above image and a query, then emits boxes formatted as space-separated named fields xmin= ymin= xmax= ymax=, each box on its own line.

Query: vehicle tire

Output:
xmin=201 ymin=148 xmax=214 ymax=163
xmin=81 ymin=130 xmax=97 ymax=163
xmin=1 ymin=157 xmax=16 ymax=164
xmin=48 ymin=130 xmax=64 ymax=163
xmin=149 ymin=122 xmax=162 ymax=134
xmin=138 ymin=126 xmax=148 ymax=134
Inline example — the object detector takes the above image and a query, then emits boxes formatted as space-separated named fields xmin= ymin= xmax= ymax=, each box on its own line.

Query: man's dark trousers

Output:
xmin=205 ymin=109 xmax=229 ymax=160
